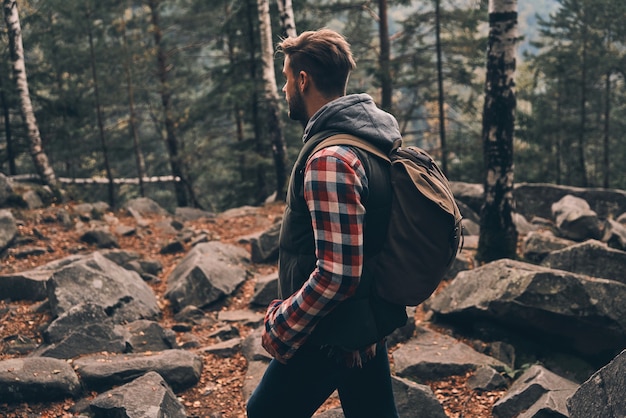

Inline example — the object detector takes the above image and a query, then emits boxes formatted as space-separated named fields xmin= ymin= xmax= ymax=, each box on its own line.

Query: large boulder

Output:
xmin=165 ymin=241 xmax=249 ymax=312
xmin=0 ymin=357 xmax=81 ymax=403
xmin=47 ymin=251 xmax=161 ymax=322
xmin=514 ymin=183 xmax=626 ymax=220
xmin=551 ymin=195 xmax=603 ymax=241
xmin=541 ymin=239 xmax=626 ymax=284
xmin=428 ymin=259 xmax=626 ymax=363
xmin=567 ymin=349 xmax=626 ymax=418
xmin=0 ymin=209 xmax=17 ymax=252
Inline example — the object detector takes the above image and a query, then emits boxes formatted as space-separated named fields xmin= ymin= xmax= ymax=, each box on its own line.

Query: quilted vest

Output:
xmin=278 ymin=131 xmax=407 ymax=350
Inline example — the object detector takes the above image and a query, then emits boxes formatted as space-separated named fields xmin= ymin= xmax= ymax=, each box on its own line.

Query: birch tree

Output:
xmin=3 ymin=0 xmax=63 ymax=200
xmin=476 ymin=0 xmax=518 ymax=263
xmin=257 ymin=0 xmax=287 ymax=201
xmin=276 ymin=0 xmax=296 ymax=39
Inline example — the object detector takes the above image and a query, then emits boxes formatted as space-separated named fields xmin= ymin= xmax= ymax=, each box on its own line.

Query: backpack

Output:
xmin=310 ymin=133 xmax=463 ymax=306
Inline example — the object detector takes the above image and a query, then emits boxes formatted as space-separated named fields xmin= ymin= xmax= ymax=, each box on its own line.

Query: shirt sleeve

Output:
xmin=262 ymin=145 xmax=367 ymax=361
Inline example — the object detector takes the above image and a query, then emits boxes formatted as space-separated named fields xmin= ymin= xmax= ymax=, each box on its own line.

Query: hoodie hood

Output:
xmin=302 ymin=93 xmax=401 ymax=153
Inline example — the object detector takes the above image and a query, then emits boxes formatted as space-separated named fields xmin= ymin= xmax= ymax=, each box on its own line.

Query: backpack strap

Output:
xmin=308 ymin=134 xmax=400 ymax=163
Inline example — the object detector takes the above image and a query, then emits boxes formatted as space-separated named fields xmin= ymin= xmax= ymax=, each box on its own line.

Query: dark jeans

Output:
xmin=246 ymin=341 xmax=399 ymax=418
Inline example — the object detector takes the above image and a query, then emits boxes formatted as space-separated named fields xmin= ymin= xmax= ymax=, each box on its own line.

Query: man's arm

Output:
xmin=262 ymin=146 xmax=367 ymax=362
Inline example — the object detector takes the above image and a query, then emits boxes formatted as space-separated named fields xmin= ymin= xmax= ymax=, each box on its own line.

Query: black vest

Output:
xmin=278 ymin=131 xmax=407 ymax=350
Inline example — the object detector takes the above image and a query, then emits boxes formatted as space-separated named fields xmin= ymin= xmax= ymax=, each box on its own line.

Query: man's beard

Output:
xmin=288 ymin=87 xmax=308 ymax=127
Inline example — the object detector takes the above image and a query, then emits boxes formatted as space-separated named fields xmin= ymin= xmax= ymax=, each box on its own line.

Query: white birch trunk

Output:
xmin=276 ymin=0 xmax=297 ymax=38
xmin=3 ymin=0 xmax=62 ymax=200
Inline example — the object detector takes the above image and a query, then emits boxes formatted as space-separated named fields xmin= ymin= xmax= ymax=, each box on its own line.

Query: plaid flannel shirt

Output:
xmin=263 ymin=145 xmax=367 ymax=362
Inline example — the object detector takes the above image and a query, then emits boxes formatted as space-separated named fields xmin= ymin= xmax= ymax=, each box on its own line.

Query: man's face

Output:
xmin=282 ymin=56 xmax=308 ymax=125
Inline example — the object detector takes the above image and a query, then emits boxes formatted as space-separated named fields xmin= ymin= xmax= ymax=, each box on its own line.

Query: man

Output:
xmin=246 ymin=29 xmax=407 ymax=418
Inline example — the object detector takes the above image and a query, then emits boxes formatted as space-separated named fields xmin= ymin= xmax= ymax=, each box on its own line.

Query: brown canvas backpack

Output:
xmin=310 ymin=133 xmax=463 ymax=306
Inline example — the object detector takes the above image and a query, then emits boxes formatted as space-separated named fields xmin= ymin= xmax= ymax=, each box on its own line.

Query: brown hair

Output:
xmin=278 ymin=29 xmax=356 ymax=97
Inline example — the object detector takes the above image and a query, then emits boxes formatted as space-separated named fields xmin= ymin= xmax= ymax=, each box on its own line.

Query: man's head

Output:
xmin=278 ymin=29 xmax=356 ymax=124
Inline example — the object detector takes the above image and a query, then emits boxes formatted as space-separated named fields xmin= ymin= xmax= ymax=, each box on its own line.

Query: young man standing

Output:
xmin=246 ymin=29 xmax=407 ymax=418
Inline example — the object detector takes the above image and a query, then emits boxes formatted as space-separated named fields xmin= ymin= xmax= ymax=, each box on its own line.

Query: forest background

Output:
xmin=1 ymin=0 xmax=625 ymax=213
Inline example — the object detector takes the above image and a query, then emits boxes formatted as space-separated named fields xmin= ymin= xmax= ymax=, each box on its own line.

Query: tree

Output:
xmin=476 ymin=0 xmax=518 ymax=263
xmin=276 ymin=0 xmax=297 ymax=38
xmin=147 ymin=0 xmax=189 ymax=207
xmin=3 ymin=0 xmax=63 ymax=200
xmin=378 ymin=0 xmax=392 ymax=113
xmin=257 ymin=0 xmax=288 ymax=201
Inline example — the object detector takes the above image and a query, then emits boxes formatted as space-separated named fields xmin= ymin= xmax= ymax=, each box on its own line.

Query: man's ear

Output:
xmin=298 ymin=70 xmax=310 ymax=92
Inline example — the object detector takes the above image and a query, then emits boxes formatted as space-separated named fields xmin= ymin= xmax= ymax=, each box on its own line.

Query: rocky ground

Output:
xmin=0 ymin=201 xmax=504 ymax=417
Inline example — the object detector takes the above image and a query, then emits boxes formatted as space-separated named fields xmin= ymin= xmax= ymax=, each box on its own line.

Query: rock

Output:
xmin=449 ymin=182 xmax=484 ymax=214
xmin=392 ymin=327 xmax=507 ymax=381
xmin=603 ymin=218 xmax=626 ymax=251
xmin=249 ymin=221 xmax=281 ymax=263
xmin=125 ymin=320 xmax=176 ymax=352
xmin=393 ymin=375 xmax=448 ymax=418
xmin=217 ymin=309 xmax=263 ymax=327
xmin=521 ymin=230 xmax=575 ymax=263
xmin=73 ymin=349 xmax=202 ymax=393
xmin=428 ymin=259 xmax=626 ymax=363
xmin=492 ymin=365 xmax=578 ymax=418
xmin=47 ymin=251 xmax=161 ymax=323
xmin=165 ymin=241 xmax=249 ymax=312
xmin=125 ymin=197 xmax=169 ymax=216
xmin=250 ymin=273 xmax=279 ymax=306
xmin=175 ymin=206 xmax=215 ymax=221
xmin=241 ymin=328 xmax=272 ymax=364
xmin=34 ymin=322 xmax=128 ymax=359
xmin=0 ymin=209 xmax=17 ymax=251
xmin=43 ymin=303 xmax=110 ymax=343
xmin=567 ymin=349 xmax=626 ymax=418
xmin=0 ymin=357 xmax=81 ymax=403
xmin=541 ymin=239 xmax=626 ymax=284
xmin=79 ymin=228 xmax=119 ymax=248
xmin=467 ymin=366 xmax=507 ymax=391
xmin=202 ymin=337 xmax=242 ymax=357
xmin=551 ymin=195 xmax=603 ymax=241
xmin=514 ymin=183 xmax=626 ymax=220
xmin=0 ymin=173 xmax=15 ymax=207
xmin=89 ymin=371 xmax=186 ymax=418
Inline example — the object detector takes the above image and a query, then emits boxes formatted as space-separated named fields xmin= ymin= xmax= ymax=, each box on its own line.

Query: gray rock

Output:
xmin=522 ymin=230 xmax=575 ymax=263
xmin=392 ymin=326 xmax=507 ymax=381
xmin=74 ymin=349 xmax=202 ymax=393
xmin=515 ymin=182 xmax=626 ymax=220
xmin=175 ymin=206 xmax=215 ymax=221
xmin=428 ymin=259 xmax=626 ymax=361
xmin=21 ymin=189 xmax=43 ymax=209
xmin=47 ymin=251 xmax=160 ymax=322
xmin=567 ymin=349 xmax=626 ymax=418
xmin=241 ymin=327 xmax=272 ymax=363
xmin=242 ymin=360 xmax=269 ymax=402
xmin=444 ymin=251 xmax=474 ymax=281
xmin=393 ymin=375 xmax=448 ymax=418
xmin=218 ymin=309 xmax=263 ymax=327
xmin=125 ymin=320 xmax=175 ymax=353
xmin=0 ymin=268 xmax=53 ymax=301
xmin=80 ymin=228 xmax=119 ymax=249
xmin=250 ymin=221 xmax=281 ymax=263
xmin=467 ymin=366 xmax=508 ymax=391
xmin=0 ymin=173 xmax=15 ymax=207
xmin=450 ymin=182 xmax=484 ymax=214
xmin=250 ymin=273 xmax=279 ymax=306
xmin=492 ymin=365 xmax=578 ymax=418
xmin=125 ymin=197 xmax=169 ymax=216
xmin=603 ymin=218 xmax=626 ymax=251
xmin=165 ymin=241 xmax=249 ymax=312
xmin=89 ymin=371 xmax=186 ymax=418
xmin=0 ymin=208 xmax=17 ymax=251
xmin=43 ymin=303 xmax=110 ymax=343
xmin=0 ymin=357 xmax=81 ymax=403
xmin=513 ymin=212 xmax=538 ymax=235
xmin=202 ymin=337 xmax=242 ymax=357
xmin=541 ymin=239 xmax=626 ymax=284
xmin=551 ymin=195 xmax=603 ymax=241
xmin=34 ymin=322 xmax=128 ymax=359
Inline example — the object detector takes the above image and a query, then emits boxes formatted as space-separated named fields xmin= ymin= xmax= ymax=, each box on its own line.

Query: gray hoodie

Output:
xmin=302 ymin=93 xmax=402 ymax=153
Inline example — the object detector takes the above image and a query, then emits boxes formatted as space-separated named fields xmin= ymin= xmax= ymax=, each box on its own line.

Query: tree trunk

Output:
xmin=276 ymin=0 xmax=297 ymax=38
xmin=476 ymin=0 xmax=518 ymax=263
xmin=87 ymin=11 xmax=115 ymax=207
xmin=3 ymin=0 xmax=63 ymax=200
xmin=602 ymin=71 xmax=610 ymax=189
xmin=257 ymin=0 xmax=288 ymax=202
xmin=0 ymin=74 xmax=16 ymax=175
xmin=378 ymin=0 xmax=392 ymax=113
xmin=577 ymin=22 xmax=588 ymax=187
xmin=121 ymin=3 xmax=146 ymax=196
xmin=434 ymin=0 xmax=448 ymax=175
xmin=147 ymin=0 xmax=188 ymax=207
